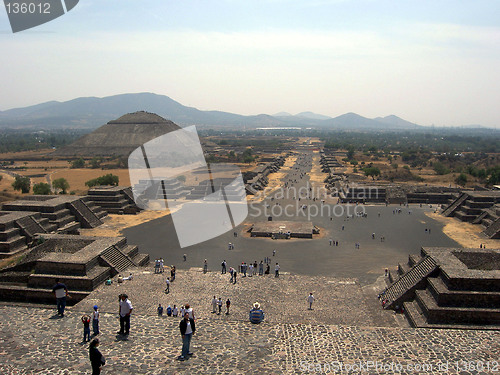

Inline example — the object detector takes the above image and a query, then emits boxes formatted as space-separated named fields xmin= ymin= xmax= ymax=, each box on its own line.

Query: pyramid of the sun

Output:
xmin=53 ymin=111 xmax=181 ymax=157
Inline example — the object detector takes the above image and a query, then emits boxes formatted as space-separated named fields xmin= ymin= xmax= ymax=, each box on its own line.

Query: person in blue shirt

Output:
xmin=249 ymin=302 xmax=264 ymax=324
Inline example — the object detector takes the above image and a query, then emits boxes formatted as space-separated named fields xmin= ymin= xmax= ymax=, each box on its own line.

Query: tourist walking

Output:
xmin=92 ymin=305 xmax=100 ymax=335
xmin=165 ymin=277 xmax=170 ymax=293
xmin=89 ymin=338 xmax=105 ymax=375
xmin=259 ymin=261 xmax=264 ymax=276
xmin=229 ymin=267 xmax=234 ymax=283
xmin=157 ymin=304 xmax=163 ymax=316
xmin=170 ymin=265 xmax=176 ymax=281
xmin=203 ymin=259 xmax=208 ymax=274
xmin=217 ymin=297 xmax=222 ymax=315
xmin=118 ymin=294 xmax=133 ymax=335
xmin=307 ymin=293 xmax=315 ymax=310
xmin=221 ymin=260 xmax=227 ymax=274
xmin=172 ymin=305 xmax=178 ymax=317
xmin=212 ymin=296 xmax=217 ymax=314
xmin=52 ymin=278 xmax=69 ymax=317
xmin=226 ymin=298 xmax=231 ymax=315
xmin=275 ymin=263 xmax=280 ymax=278
xmin=233 ymin=271 xmax=237 ymax=284
xmin=249 ymin=302 xmax=264 ymax=324
xmin=178 ymin=312 xmax=196 ymax=361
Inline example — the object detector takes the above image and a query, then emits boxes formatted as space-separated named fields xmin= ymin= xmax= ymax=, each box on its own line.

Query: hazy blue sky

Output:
xmin=1 ymin=0 xmax=499 ymax=127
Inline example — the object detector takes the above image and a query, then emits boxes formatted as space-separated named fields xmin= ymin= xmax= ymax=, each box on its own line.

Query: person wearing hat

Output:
xmin=92 ymin=305 xmax=100 ymax=335
xmin=249 ymin=302 xmax=264 ymax=324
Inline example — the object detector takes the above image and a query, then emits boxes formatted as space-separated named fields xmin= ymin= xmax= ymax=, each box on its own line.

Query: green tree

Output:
xmin=89 ymin=157 xmax=102 ymax=169
xmin=33 ymin=182 xmax=52 ymax=195
xmin=12 ymin=176 xmax=30 ymax=193
xmin=52 ymin=178 xmax=70 ymax=194
xmin=346 ymin=146 xmax=355 ymax=160
xmin=70 ymin=158 xmax=85 ymax=168
xmin=363 ymin=166 xmax=381 ymax=180
xmin=85 ymin=174 xmax=119 ymax=188
xmin=433 ymin=162 xmax=450 ymax=175
xmin=455 ymin=173 xmax=468 ymax=186
xmin=241 ymin=148 xmax=255 ymax=163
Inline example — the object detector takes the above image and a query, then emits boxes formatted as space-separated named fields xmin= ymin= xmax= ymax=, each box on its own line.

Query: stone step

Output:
xmin=0 ymin=284 xmax=89 ymax=304
xmin=427 ymin=277 xmax=500 ymax=308
xmin=56 ymin=221 xmax=80 ymax=234
xmin=132 ymin=253 xmax=150 ymax=267
xmin=28 ymin=266 xmax=112 ymax=291
xmin=0 ymin=227 xmax=21 ymax=241
xmin=0 ymin=235 xmax=27 ymax=252
xmin=415 ymin=289 xmax=500 ymax=325
xmin=408 ymin=254 xmax=422 ymax=267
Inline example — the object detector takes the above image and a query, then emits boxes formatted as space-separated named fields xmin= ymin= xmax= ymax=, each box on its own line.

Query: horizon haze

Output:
xmin=1 ymin=1 xmax=500 ymax=128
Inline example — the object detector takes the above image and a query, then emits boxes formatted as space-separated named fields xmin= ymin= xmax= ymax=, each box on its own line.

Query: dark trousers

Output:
xmin=56 ymin=297 xmax=66 ymax=315
xmin=92 ymin=364 xmax=101 ymax=375
xmin=120 ymin=315 xmax=130 ymax=334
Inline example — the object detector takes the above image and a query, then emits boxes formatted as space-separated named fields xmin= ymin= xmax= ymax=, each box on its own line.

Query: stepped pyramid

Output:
xmin=53 ymin=111 xmax=181 ymax=157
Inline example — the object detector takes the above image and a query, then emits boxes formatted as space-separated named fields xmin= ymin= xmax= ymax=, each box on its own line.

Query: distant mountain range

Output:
xmin=0 ymin=92 xmax=427 ymax=130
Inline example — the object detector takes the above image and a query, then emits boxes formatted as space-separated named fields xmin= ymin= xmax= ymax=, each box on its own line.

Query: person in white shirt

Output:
xmin=165 ymin=278 xmax=170 ymax=293
xmin=185 ymin=304 xmax=195 ymax=320
xmin=307 ymin=293 xmax=315 ymax=310
xmin=178 ymin=312 xmax=195 ymax=361
xmin=212 ymin=296 xmax=217 ymax=314
xmin=118 ymin=294 xmax=133 ymax=335
xmin=275 ymin=263 xmax=280 ymax=278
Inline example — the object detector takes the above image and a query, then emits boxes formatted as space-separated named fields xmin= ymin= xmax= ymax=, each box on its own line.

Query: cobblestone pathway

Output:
xmin=0 ymin=269 xmax=499 ymax=374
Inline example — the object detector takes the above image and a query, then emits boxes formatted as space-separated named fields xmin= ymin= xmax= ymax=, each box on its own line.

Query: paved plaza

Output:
xmin=1 ymin=150 xmax=499 ymax=374
xmin=124 ymin=151 xmax=459 ymax=285
xmin=0 ymin=268 xmax=499 ymax=374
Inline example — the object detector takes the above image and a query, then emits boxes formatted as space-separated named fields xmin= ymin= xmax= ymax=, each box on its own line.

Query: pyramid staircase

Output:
xmin=381 ymin=256 xmax=439 ymax=310
xmin=68 ymin=199 xmax=102 ymax=228
xmin=442 ymin=193 xmax=468 ymax=217
xmin=385 ymin=247 xmax=500 ymax=330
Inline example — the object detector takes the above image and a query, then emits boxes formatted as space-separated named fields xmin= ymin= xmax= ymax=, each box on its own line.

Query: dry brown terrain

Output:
xmin=426 ymin=211 xmax=498 ymax=248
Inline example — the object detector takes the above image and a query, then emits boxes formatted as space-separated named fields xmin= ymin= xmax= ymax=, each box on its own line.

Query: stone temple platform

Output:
xmin=250 ymin=221 xmax=316 ymax=239
xmin=0 ymin=234 xmax=149 ymax=305
xmin=0 ymin=268 xmax=499 ymax=374
xmin=383 ymin=247 xmax=500 ymax=330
